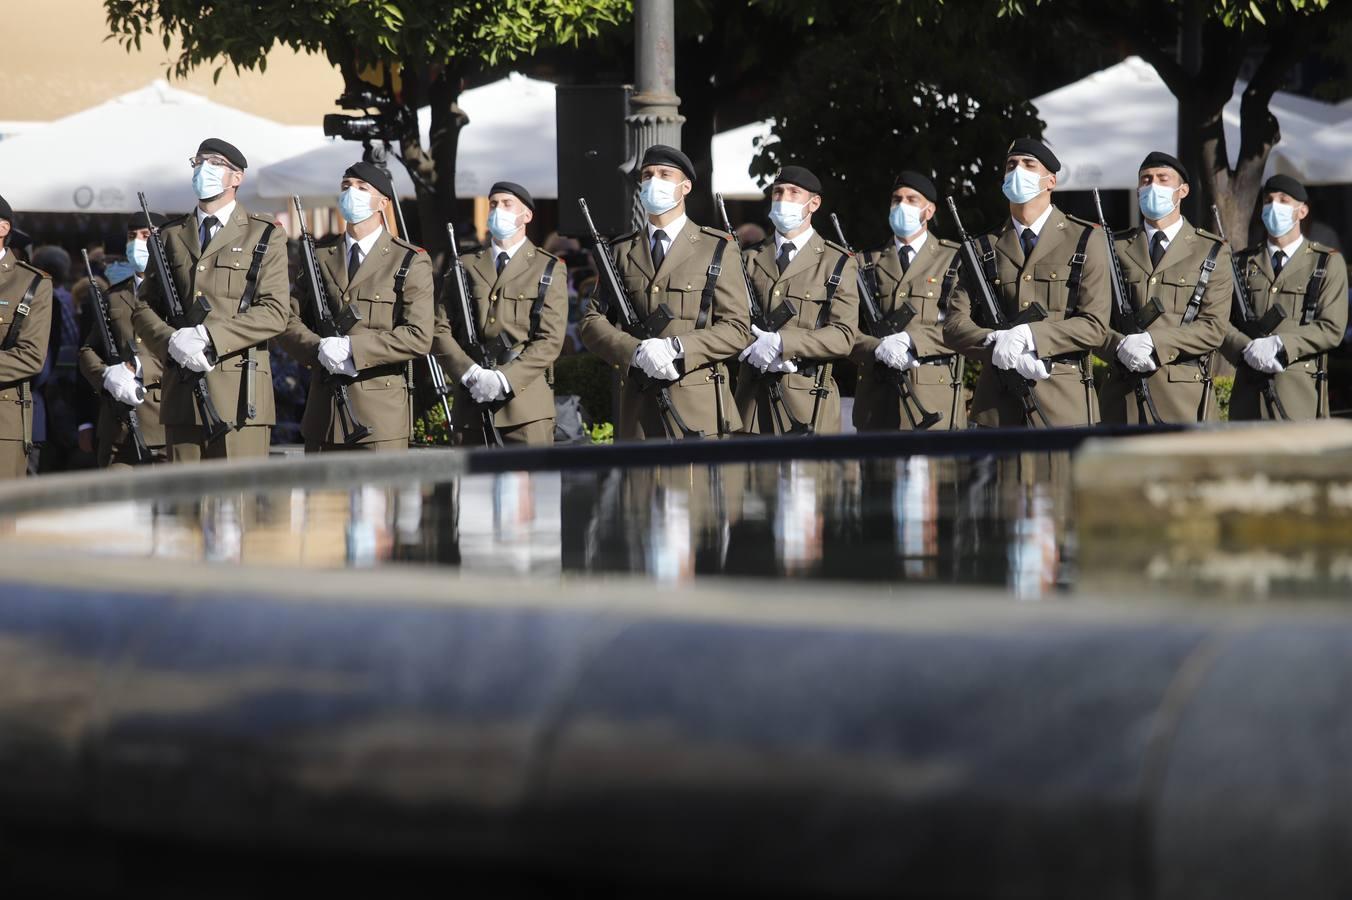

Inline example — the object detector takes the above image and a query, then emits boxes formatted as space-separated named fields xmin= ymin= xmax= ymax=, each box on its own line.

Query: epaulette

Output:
xmin=390 ymin=235 xmax=426 ymax=253
xmin=1114 ymin=227 xmax=1141 ymax=242
xmin=249 ymin=213 xmax=278 ymax=225
xmin=698 ymin=224 xmax=732 ymax=241
xmin=1308 ymin=240 xmax=1340 ymax=256
xmin=107 ymin=275 xmax=136 ymax=292
xmin=315 ymin=233 xmax=344 ymax=248
xmin=1064 ymin=213 xmax=1098 ymax=230
xmin=936 ymin=237 xmax=961 ymax=250
xmin=16 ymin=260 xmax=51 ymax=279
xmin=533 ymin=245 xmax=560 ymax=261
xmin=1193 ymin=227 xmax=1222 ymax=242
xmin=822 ymin=237 xmax=850 ymax=256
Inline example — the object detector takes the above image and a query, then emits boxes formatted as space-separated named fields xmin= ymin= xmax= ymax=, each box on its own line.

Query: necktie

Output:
xmin=899 ymin=244 xmax=914 ymax=274
xmin=1272 ymin=250 xmax=1286 ymax=276
xmin=199 ymin=215 xmax=218 ymax=252
xmin=651 ymin=230 xmax=668 ymax=271
xmin=1150 ymin=231 xmax=1167 ymax=268
xmin=777 ymin=242 xmax=794 ymax=275
xmin=1019 ymin=228 xmax=1037 ymax=260
xmin=347 ymin=243 xmax=361 ymax=282
xmin=496 ymin=251 xmax=509 ymax=275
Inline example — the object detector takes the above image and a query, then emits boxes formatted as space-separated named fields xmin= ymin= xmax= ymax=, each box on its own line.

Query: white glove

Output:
xmin=874 ymin=331 xmax=920 ymax=371
xmin=180 ymin=351 xmax=213 ymax=373
xmin=318 ymin=335 xmax=357 ymax=377
xmin=985 ymin=323 xmax=1035 ymax=370
xmin=634 ymin=337 xmax=680 ymax=380
xmin=102 ymin=362 xmax=145 ymax=406
xmin=1243 ymin=335 xmax=1286 ymax=374
xmin=1012 ymin=349 xmax=1051 ymax=382
xmin=1116 ymin=332 xmax=1158 ymax=374
xmin=168 ymin=324 xmax=210 ymax=366
xmin=478 ymin=369 xmax=510 ymax=403
xmin=738 ymin=324 xmax=784 ymax=372
xmin=766 ymin=358 xmax=798 ymax=374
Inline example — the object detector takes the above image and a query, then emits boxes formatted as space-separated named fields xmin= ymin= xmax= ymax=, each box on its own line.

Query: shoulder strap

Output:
xmin=695 ymin=238 xmax=729 ymax=329
xmin=937 ymin=256 xmax=962 ymax=319
xmin=236 ymin=223 xmax=277 ymax=314
xmin=1300 ymin=251 xmax=1332 ymax=326
xmin=1181 ymin=240 xmax=1223 ymax=325
xmin=0 ymin=274 xmax=41 ymax=352
xmin=860 ymin=250 xmax=884 ymax=305
xmin=814 ymin=254 xmax=850 ymax=328
xmin=976 ymin=235 xmax=1000 ymax=288
xmin=1064 ymin=227 xmax=1094 ymax=315
xmin=393 ymin=248 xmax=417 ymax=326
xmin=530 ymin=257 xmax=558 ymax=340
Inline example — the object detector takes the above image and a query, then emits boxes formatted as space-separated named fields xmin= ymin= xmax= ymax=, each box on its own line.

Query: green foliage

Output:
xmin=412 ymin=400 xmax=452 ymax=446
xmin=1213 ymin=374 xmax=1234 ymax=421
xmin=997 ymin=0 xmax=1329 ymax=27
xmin=588 ymin=422 xmax=615 ymax=444
xmin=551 ymin=353 xmax=613 ymax=424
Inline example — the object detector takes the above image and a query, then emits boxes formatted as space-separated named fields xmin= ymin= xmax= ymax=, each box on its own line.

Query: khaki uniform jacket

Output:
xmin=1098 ymin=221 xmax=1232 ymax=424
xmin=1222 ymin=239 xmax=1347 ymax=420
xmin=0 ymin=253 xmax=52 ymax=444
xmin=132 ymin=204 xmax=290 ymax=428
xmin=578 ymin=220 xmax=750 ymax=440
xmin=733 ymin=231 xmax=859 ymax=435
xmin=851 ymin=235 xmax=966 ymax=431
xmin=944 ymin=207 xmax=1109 ymax=427
xmin=280 ymin=230 xmax=434 ymax=445
xmin=433 ymin=239 xmax=568 ymax=432
xmin=78 ymin=277 xmax=167 ymax=454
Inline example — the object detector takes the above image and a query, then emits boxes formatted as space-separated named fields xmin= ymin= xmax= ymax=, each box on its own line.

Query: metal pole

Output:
xmin=627 ymin=0 xmax=685 ymax=227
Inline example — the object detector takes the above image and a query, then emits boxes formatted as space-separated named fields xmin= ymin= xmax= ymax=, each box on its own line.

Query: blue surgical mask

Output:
xmin=125 ymin=238 xmax=149 ymax=273
xmin=487 ymin=208 xmax=519 ymax=241
xmin=1138 ymin=184 xmax=1178 ymax=221
xmin=192 ymin=162 xmax=227 ymax=200
xmin=339 ymin=186 xmax=375 ymax=225
xmin=889 ymin=202 xmax=924 ymax=239
xmin=1001 ymin=167 xmax=1046 ymax=205
xmin=1261 ymin=201 xmax=1298 ymax=238
xmin=769 ymin=200 xmax=808 ymax=235
xmin=104 ymin=260 xmax=136 ymax=285
xmin=639 ymin=177 xmax=681 ymax=216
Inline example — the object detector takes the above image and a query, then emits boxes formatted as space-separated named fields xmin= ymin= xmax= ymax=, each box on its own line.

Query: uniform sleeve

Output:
xmin=1281 ymin=252 xmax=1348 ymax=362
xmin=498 ymin=260 xmax=568 ymax=392
xmin=1027 ymin=229 xmax=1110 ymax=357
xmin=943 ymin=256 xmax=995 ymax=356
xmin=0 ymin=277 xmax=52 ymax=383
xmin=204 ymin=230 xmax=290 ymax=356
xmin=350 ymin=251 xmax=434 ymax=369
xmin=432 ymin=296 xmax=476 ymax=383
xmin=780 ymin=253 xmax=858 ymax=362
xmin=131 ymin=268 xmax=176 ymax=359
xmin=276 ymin=277 xmax=321 ymax=369
xmin=577 ymin=247 xmax=644 ymax=367
xmin=77 ymin=303 xmax=109 ymax=393
xmin=1150 ymin=244 xmax=1232 ymax=365
xmin=677 ymin=237 xmax=752 ymax=369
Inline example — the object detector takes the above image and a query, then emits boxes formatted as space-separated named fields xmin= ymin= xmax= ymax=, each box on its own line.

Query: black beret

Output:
xmin=132 ymin=212 xmax=169 ymax=230
xmin=343 ymin=162 xmax=394 ymax=200
xmin=1139 ymin=151 xmax=1189 ymax=183
xmin=772 ymin=165 xmax=822 ymax=194
xmin=640 ymin=144 xmax=695 ymax=181
xmin=0 ymin=193 xmax=11 ymax=223
xmin=892 ymin=170 xmax=937 ymax=203
xmin=1006 ymin=137 xmax=1060 ymax=173
xmin=197 ymin=138 xmax=247 ymax=170
xmin=489 ymin=181 xmax=535 ymax=212
xmin=1263 ymin=174 xmax=1308 ymax=204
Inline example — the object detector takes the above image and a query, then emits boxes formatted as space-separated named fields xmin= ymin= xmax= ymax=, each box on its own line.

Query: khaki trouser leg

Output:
xmin=455 ymin=418 xmax=554 ymax=447
xmin=0 ymin=439 xmax=27 ymax=480
xmin=306 ymin=438 xmax=408 ymax=454
xmin=167 ymin=424 xmax=272 ymax=462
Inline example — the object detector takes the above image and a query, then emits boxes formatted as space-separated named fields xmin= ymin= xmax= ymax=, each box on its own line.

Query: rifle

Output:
xmin=1212 ymin=204 xmax=1289 ymax=420
xmin=829 ymin=212 xmax=942 ymax=430
xmin=578 ymin=197 xmax=702 ymax=440
xmin=82 ymin=250 xmax=152 ymax=462
xmin=292 ymin=197 xmax=372 ymax=444
xmin=714 ymin=193 xmax=808 ymax=436
xmin=446 ymin=222 xmax=509 ymax=447
xmin=944 ymin=197 xmax=1049 ymax=427
xmin=1091 ymin=189 xmax=1165 ymax=424
xmin=137 ymin=192 xmax=232 ymax=443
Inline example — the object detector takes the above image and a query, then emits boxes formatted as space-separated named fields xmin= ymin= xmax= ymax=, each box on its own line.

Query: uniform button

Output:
xmin=488 ymin=317 xmax=495 ymax=324
xmin=375 ymin=294 xmax=380 ymax=300
xmin=1021 ymin=301 xmax=1028 ymax=308
xmin=773 ymin=289 xmax=780 ymax=296
xmin=1271 ymin=287 xmax=1279 ymax=294
xmin=652 ymin=286 xmax=659 ymax=294
xmin=927 ymin=291 xmax=934 ymax=297
xmin=197 ymin=265 xmax=205 ymax=272
xmin=1149 ymin=277 xmax=1157 ymax=284
xmin=491 ymin=293 xmax=497 ymax=301
xmin=1022 ymin=274 xmax=1031 ymax=282
xmin=1049 ymin=272 xmax=1058 ymax=279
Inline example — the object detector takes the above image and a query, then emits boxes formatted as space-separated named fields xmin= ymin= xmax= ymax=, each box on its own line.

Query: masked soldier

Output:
xmin=434 ymin=181 xmax=567 ymax=446
xmin=78 ymin=214 xmax=171 ymax=466
xmin=578 ymin=145 xmax=749 ymax=440
xmin=0 ymin=194 xmax=53 ymax=479
xmin=1098 ymin=152 xmax=1232 ymax=424
xmin=281 ymin=162 xmax=434 ymax=452
xmin=854 ymin=171 xmax=966 ymax=431
xmin=732 ymin=165 xmax=858 ymax=435
xmin=131 ymin=138 xmax=290 ymax=460
xmin=1221 ymin=174 xmax=1347 ymax=420
xmin=944 ymin=138 xmax=1109 ymax=427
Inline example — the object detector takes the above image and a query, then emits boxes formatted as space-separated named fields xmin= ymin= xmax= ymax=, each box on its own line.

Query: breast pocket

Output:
xmin=1033 ymin=263 xmax=1070 ymax=312
xmin=907 ymin=282 xmax=941 ymax=324
xmin=1160 ymin=271 xmax=1197 ymax=318
xmin=664 ymin=275 xmax=703 ymax=325
xmin=212 ymin=253 xmax=246 ymax=301
xmin=356 ymin=292 xmax=397 ymax=332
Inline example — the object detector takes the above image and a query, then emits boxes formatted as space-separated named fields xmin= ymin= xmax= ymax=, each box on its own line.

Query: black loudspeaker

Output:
xmin=556 ymin=85 xmax=635 ymax=238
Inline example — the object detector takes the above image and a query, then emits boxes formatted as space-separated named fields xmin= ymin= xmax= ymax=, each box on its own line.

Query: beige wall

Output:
xmin=0 ymin=0 xmax=344 ymax=124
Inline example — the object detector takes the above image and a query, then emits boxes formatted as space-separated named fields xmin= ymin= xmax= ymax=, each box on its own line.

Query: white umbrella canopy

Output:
xmin=1034 ymin=56 xmax=1349 ymax=190
xmin=712 ymin=119 xmax=775 ymax=200
xmin=1269 ymin=118 xmax=1352 ymax=185
xmin=0 ymin=80 xmax=325 ymax=214
xmin=253 ymin=72 xmax=559 ymax=202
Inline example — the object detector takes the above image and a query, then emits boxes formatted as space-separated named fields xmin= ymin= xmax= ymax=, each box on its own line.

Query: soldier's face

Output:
xmin=1004 ymin=155 xmax=1055 ymax=189
xmin=640 ymin=165 xmax=691 ymax=197
xmin=1265 ymin=192 xmax=1309 ymax=222
xmin=341 ymin=178 xmax=387 ymax=215
xmin=127 ymin=227 xmax=151 ymax=242
xmin=0 ymin=219 xmax=9 ymax=247
xmin=890 ymin=188 xmax=934 ymax=224
xmin=1138 ymin=167 xmax=1189 ymax=200
xmin=771 ymin=183 xmax=822 ymax=217
xmin=489 ymin=193 xmax=533 ymax=227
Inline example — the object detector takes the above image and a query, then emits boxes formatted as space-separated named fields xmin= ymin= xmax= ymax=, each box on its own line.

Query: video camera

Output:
xmin=322 ymin=89 xmax=415 ymax=142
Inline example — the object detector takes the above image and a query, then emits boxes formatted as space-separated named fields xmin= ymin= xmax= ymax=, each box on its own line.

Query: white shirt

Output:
xmin=196 ymin=201 xmax=235 ymax=244
xmin=1143 ymin=217 xmax=1184 ymax=253
xmin=0 ymin=248 xmax=6 ymax=263
xmin=490 ymin=236 xmax=527 ymax=266
xmin=775 ymin=226 xmax=816 ymax=265
xmin=647 ymin=214 xmax=687 ymax=261
xmin=1010 ymin=204 xmax=1054 ymax=238
xmin=895 ymin=230 xmax=929 ymax=261
xmin=1267 ymin=234 xmax=1304 ymax=271
xmin=343 ymin=225 xmax=385 ymax=269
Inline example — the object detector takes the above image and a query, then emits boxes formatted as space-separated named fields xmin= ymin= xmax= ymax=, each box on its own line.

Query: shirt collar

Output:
xmin=895 ymin=230 xmax=929 ymax=256
xmin=197 ymin=201 xmax=236 ymax=227
xmin=0 ymin=248 xmax=6 ymax=263
xmin=1267 ymin=234 xmax=1304 ymax=261
xmin=647 ymin=214 xmax=687 ymax=245
xmin=491 ymin=236 xmax=528 ymax=261
xmin=1144 ymin=217 xmax=1185 ymax=245
xmin=1011 ymin=204 xmax=1054 ymax=237
xmin=776 ymin=226 xmax=815 ymax=253
xmin=344 ymin=226 xmax=384 ymax=262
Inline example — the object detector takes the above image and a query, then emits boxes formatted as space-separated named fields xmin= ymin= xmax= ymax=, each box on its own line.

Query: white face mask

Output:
xmin=1137 ymin=184 xmax=1178 ymax=221
xmin=639 ymin=177 xmax=682 ymax=215
xmin=126 ymin=238 xmax=150 ymax=273
xmin=1001 ymin=166 xmax=1046 ymax=205
xmin=889 ymin=202 xmax=924 ymax=239
xmin=769 ymin=200 xmax=808 ymax=235
xmin=1261 ymin=201 xmax=1298 ymax=238
xmin=339 ymin=186 xmax=375 ymax=225
xmin=487 ymin=208 xmax=519 ymax=241
xmin=192 ymin=163 xmax=227 ymax=201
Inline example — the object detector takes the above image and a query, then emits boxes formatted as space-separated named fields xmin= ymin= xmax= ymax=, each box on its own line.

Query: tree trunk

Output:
xmin=424 ymin=67 xmax=468 ymax=258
